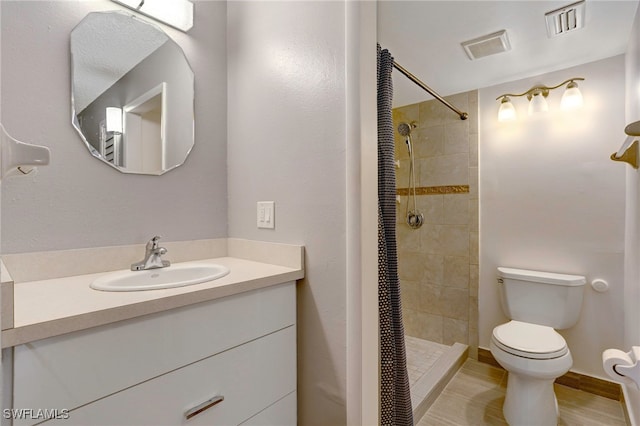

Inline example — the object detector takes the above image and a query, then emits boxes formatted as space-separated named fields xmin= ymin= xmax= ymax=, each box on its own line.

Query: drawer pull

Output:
xmin=185 ymin=395 xmax=225 ymax=420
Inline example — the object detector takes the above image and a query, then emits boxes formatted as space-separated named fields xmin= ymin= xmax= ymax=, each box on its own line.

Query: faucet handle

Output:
xmin=148 ymin=235 xmax=162 ymax=249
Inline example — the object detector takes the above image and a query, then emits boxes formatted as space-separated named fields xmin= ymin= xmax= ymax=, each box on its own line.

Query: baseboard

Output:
xmin=478 ymin=347 xmax=622 ymax=401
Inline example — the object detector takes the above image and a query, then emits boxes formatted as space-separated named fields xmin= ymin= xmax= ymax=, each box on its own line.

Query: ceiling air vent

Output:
xmin=545 ymin=0 xmax=586 ymax=38
xmin=461 ymin=30 xmax=511 ymax=61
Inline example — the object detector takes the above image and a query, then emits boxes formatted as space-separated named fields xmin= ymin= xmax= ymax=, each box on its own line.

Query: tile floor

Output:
xmin=418 ymin=359 xmax=627 ymax=426
xmin=406 ymin=335 xmax=449 ymax=388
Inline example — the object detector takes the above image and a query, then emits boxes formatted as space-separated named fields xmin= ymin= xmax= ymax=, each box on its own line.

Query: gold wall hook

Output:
xmin=611 ymin=140 xmax=639 ymax=169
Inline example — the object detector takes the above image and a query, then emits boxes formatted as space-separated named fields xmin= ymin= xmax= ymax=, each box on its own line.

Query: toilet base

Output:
xmin=503 ymin=372 xmax=558 ymax=426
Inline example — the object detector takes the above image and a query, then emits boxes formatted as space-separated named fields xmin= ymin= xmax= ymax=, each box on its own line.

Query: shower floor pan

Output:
xmin=405 ymin=336 xmax=468 ymax=421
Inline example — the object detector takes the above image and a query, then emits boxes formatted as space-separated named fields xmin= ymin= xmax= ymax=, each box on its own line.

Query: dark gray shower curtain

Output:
xmin=378 ymin=44 xmax=414 ymax=426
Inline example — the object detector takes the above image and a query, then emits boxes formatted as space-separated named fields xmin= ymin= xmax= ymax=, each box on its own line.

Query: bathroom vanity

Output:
xmin=1 ymin=239 xmax=303 ymax=426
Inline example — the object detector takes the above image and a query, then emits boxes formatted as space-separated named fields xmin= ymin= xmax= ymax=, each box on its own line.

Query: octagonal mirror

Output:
xmin=71 ymin=11 xmax=194 ymax=175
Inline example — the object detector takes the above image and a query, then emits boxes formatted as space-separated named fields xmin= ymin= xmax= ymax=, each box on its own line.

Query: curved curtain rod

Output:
xmin=392 ymin=61 xmax=468 ymax=121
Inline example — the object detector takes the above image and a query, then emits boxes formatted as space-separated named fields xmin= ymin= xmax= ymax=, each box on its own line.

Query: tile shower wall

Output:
xmin=393 ymin=90 xmax=479 ymax=359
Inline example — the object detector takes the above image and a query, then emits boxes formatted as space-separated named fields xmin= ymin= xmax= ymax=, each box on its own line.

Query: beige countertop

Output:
xmin=1 ymin=239 xmax=304 ymax=348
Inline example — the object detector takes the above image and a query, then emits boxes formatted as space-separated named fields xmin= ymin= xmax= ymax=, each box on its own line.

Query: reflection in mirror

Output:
xmin=71 ymin=11 xmax=194 ymax=175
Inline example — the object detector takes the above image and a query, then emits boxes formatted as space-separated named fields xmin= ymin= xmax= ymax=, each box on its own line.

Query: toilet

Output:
xmin=490 ymin=267 xmax=586 ymax=426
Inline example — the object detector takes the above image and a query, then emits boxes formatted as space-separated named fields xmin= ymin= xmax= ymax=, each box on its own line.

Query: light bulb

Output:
xmin=498 ymin=97 xmax=516 ymax=122
xmin=561 ymin=81 xmax=584 ymax=111
xmin=528 ymin=91 xmax=549 ymax=115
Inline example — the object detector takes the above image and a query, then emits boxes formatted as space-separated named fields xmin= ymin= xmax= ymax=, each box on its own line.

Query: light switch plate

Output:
xmin=257 ymin=201 xmax=275 ymax=229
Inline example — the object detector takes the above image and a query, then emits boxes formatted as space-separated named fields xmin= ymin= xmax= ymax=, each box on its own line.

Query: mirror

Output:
xmin=70 ymin=11 xmax=194 ymax=175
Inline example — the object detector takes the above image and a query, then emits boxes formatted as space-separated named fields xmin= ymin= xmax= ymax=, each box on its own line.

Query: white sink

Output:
xmin=90 ymin=262 xmax=230 ymax=292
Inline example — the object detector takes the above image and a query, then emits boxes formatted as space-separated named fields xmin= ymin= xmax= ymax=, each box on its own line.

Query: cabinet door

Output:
xmin=13 ymin=282 xmax=295 ymax=425
xmin=43 ymin=326 xmax=296 ymax=426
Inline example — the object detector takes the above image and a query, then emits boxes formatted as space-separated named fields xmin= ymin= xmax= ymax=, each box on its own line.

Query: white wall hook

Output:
xmin=603 ymin=346 xmax=640 ymax=390
xmin=0 ymin=124 xmax=50 ymax=181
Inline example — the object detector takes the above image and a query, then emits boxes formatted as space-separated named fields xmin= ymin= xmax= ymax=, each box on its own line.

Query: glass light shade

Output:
xmin=560 ymin=83 xmax=584 ymax=111
xmin=498 ymin=98 xmax=517 ymax=122
xmin=528 ymin=92 xmax=549 ymax=115
xmin=105 ymin=107 xmax=123 ymax=133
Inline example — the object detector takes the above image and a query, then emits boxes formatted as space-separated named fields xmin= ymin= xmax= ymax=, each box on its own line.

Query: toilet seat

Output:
xmin=492 ymin=320 xmax=568 ymax=360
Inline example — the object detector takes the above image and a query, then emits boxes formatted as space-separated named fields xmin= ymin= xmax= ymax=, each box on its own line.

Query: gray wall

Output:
xmin=227 ymin=2 xmax=347 ymax=424
xmin=0 ymin=1 xmax=227 ymax=253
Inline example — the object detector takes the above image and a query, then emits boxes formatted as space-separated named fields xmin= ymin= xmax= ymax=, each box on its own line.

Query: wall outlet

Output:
xmin=257 ymin=201 xmax=275 ymax=229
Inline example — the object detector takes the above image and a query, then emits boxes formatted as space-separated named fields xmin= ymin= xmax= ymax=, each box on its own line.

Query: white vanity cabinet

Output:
xmin=10 ymin=282 xmax=296 ymax=426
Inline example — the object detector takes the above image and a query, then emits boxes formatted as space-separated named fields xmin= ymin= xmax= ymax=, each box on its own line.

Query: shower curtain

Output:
xmin=378 ymin=44 xmax=414 ymax=426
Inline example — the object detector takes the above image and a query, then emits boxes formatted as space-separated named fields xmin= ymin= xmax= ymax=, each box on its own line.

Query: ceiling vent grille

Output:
xmin=545 ymin=0 xmax=586 ymax=38
xmin=461 ymin=30 xmax=511 ymax=61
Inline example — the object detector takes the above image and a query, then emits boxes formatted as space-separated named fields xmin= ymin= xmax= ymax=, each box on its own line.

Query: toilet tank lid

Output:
xmin=497 ymin=267 xmax=586 ymax=286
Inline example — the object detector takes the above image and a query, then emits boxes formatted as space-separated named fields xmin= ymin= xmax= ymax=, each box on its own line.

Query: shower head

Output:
xmin=397 ymin=122 xmax=412 ymax=137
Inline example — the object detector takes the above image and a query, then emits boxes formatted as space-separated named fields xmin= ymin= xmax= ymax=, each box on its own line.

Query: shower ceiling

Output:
xmin=378 ymin=0 xmax=639 ymax=108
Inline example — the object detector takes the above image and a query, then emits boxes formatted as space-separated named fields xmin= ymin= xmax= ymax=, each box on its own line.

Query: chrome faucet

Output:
xmin=131 ymin=236 xmax=170 ymax=271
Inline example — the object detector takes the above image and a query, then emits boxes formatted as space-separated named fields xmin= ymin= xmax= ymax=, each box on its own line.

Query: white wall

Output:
xmin=226 ymin=2 xmax=348 ymax=424
xmin=479 ymin=56 xmax=626 ymax=378
xmin=0 ymin=1 xmax=227 ymax=253
xmin=623 ymin=3 xmax=640 ymax=422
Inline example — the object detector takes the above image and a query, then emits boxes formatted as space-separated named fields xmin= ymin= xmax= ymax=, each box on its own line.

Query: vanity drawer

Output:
xmin=42 ymin=326 xmax=296 ymax=426
xmin=240 ymin=391 xmax=297 ymax=425
xmin=13 ymin=282 xmax=295 ymax=425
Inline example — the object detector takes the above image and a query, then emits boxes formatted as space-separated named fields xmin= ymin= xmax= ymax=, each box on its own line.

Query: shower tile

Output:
xmin=419 ymin=224 xmax=443 ymax=255
xmin=440 ymin=287 xmax=469 ymax=320
xmin=469 ymin=264 xmax=479 ymax=297
xmin=397 ymin=223 xmax=421 ymax=251
xmin=393 ymin=103 xmax=419 ymax=127
xmin=399 ymin=250 xmax=426 ymax=281
xmin=469 ymin=199 xmax=479 ymax=232
xmin=401 ymin=280 xmax=421 ymax=311
xmin=418 ymin=154 xmax=469 ymax=187
xmin=443 ymin=194 xmax=469 ymax=225
xmin=396 ymin=158 xmax=411 ymax=188
xmin=414 ymin=125 xmax=444 ymax=158
xmin=469 ymin=296 xmax=479 ymax=343
xmin=468 ymin=91 xmax=479 ymax=136
xmin=416 ymin=312 xmax=444 ymax=343
xmin=417 ymin=195 xmax=444 ymax=224
xmin=444 ymin=121 xmax=470 ymax=155
xmin=423 ymin=254 xmax=444 ymax=285
xmin=468 ymin=90 xmax=478 ymax=111
xmin=403 ymin=308 xmax=420 ymax=338
xmin=419 ymin=282 xmax=443 ymax=316
xmin=420 ymin=92 xmax=470 ymax=126
xmin=441 ymin=225 xmax=469 ymax=257
xmin=470 ymin=232 xmax=479 ymax=265
xmin=470 ymin=133 xmax=478 ymax=167
xmin=443 ymin=317 xmax=469 ymax=345
xmin=443 ymin=256 xmax=469 ymax=289
xmin=468 ymin=167 xmax=478 ymax=199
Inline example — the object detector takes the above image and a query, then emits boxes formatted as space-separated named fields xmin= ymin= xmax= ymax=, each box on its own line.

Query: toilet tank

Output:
xmin=497 ymin=267 xmax=586 ymax=329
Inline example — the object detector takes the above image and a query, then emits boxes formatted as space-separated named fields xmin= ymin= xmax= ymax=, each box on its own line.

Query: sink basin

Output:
xmin=90 ymin=262 xmax=230 ymax=292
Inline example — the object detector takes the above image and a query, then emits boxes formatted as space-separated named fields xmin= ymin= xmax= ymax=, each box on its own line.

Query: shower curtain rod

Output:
xmin=393 ymin=61 xmax=468 ymax=121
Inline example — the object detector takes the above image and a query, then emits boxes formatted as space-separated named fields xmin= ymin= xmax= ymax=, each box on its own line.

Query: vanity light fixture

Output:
xmin=496 ymin=77 xmax=584 ymax=122
xmin=111 ymin=0 xmax=194 ymax=32
xmin=105 ymin=107 xmax=123 ymax=134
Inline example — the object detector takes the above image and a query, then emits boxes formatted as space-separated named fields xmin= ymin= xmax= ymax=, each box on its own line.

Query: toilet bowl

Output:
xmin=490 ymin=320 xmax=572 ymax=426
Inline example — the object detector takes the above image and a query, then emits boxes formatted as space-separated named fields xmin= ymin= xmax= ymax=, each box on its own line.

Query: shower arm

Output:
xmin=392 ymin=61 xmax=468 ymax=121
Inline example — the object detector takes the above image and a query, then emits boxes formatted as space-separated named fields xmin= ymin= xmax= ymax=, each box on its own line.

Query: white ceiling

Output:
xmin=378 ymin=0 xmax=640 ymax=108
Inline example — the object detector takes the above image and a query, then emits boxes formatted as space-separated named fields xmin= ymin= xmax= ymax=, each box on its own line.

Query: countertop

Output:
xmin=1 ymin=239 xmax=305 ymax=348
